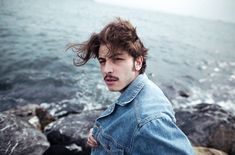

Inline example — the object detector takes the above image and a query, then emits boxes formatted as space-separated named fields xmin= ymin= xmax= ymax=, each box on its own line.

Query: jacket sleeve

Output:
xmin=130 ymin=116 xmax=195 ymax=155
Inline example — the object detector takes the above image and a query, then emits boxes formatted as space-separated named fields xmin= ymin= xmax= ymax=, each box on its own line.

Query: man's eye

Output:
xmin=114 ymin=58 xmax=123 ymax=61
xmin=99 ymin=60 xmax=105 ymax=64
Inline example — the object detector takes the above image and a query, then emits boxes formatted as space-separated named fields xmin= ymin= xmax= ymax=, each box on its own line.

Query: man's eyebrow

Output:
xmin=111 ymin=53 xmax=124 ymax=57
xmin=98 ymin=52 xmax=124 ymax=59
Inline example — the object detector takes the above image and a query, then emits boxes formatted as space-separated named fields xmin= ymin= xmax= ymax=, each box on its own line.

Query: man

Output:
xmin=68 ymin=18 xmax=195 ymax=155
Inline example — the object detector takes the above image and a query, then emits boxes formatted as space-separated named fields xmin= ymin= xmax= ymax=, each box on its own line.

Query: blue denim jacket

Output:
xmin=91 ymin=74 xmax=195 ymax=155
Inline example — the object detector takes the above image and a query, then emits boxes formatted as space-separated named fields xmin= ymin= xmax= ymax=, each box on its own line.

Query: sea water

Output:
xmin=0 ymin=0 xmax=235 ymax=113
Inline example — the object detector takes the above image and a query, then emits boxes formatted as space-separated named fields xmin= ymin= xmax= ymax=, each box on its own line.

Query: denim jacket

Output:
xmin=91 ymin=74 xmax=195 ymax=155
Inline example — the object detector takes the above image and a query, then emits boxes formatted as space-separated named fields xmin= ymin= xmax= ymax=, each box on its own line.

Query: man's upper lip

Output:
xmin=105 ymin=77 xmax=118 ymax=81
xmin=104 ymin=76 xmax=118 ymax=81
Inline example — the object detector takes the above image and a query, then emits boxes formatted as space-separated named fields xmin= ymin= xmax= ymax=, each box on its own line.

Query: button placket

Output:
xmin=107 ymin=143 xmax=111 ymax=150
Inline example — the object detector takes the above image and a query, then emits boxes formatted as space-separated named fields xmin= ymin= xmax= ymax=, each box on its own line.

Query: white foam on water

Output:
xmin=214 ymin=67 xmax=220 ymax=72
xmin=172 ymin=85 xmax=235 ymax=114
xmin=217 ymin=100 xmax=235 ymax=114
xmin=218 ymin=61 xmax=228 ymax=68
xmin=229 ymin=75 xmax=235 ymax=81
xmin=229 ymin=62 xmax=235 ymax=66
xmin=83 ymin=101 xmax=104 ymax=111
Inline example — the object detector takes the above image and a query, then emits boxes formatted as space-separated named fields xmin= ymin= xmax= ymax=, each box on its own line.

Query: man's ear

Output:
xmin=134 ymin=56 xmax=143 ymax=71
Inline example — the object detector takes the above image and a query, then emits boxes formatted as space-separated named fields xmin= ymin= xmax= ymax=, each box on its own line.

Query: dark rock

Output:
xmin=44 ymin=110 xmax=102 ymax=155
xmin=0 ymin=112 xmax=49 ymax=155
xmin=161 ymin=83 xmax=192 ymax=100
xmin=43 ymin=144 xmax=83 ymax=155
xmin=0 ymin=80 xmax=13 ymax=91
xmin=175 ymin=103 xmax=235 ymax=155
xmin=178 ymin=90 xmax=190 ymax=98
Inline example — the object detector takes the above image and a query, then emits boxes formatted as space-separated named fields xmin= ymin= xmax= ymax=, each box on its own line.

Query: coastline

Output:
xmin=1 ymin=102 xmax=234 ymax=155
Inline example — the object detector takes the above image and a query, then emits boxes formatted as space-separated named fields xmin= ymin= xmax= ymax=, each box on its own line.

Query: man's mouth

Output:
xmin=104 ymin=75 xmax=119 ymax=85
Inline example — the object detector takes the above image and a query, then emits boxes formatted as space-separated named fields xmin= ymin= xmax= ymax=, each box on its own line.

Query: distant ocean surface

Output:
xmin=0 ymin=0 xmax=235 ymax=113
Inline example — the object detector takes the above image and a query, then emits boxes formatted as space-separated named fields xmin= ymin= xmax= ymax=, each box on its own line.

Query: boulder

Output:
xmin=3 ymin=103 xmax=56 ymax=131
xmin=44 ymin=110 xmax=102 ymax=155
xmin=175 ymin=103 xmax=235 ymax=155
xmin=194 ymin=147 xmax=228 ymax=155
xmin=3 ymin=104 xmax=40 ymax=122
xmin=0 ymin=112 xmax=50 ymax=155
xmin=40 ymin=102 xmax=85 ymax=118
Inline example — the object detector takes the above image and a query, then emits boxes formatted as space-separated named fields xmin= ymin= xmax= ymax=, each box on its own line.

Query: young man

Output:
xmin=68 ymin=18 xmax=195 ymax=155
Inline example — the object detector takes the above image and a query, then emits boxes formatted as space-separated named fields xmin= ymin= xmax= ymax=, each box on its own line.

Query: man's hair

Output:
xmin=67 ymin=18 xmax=148 ymax=74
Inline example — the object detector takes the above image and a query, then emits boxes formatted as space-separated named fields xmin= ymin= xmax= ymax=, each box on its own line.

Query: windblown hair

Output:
xmin=66 ymin=18 xmax=148 ymax=74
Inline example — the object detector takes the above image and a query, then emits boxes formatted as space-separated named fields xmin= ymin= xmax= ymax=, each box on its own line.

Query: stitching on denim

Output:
xmin=117 ymin=75 xmax=146 ymax=106
xmin=133 ymin=99 xmax=141 ymax=124
xmin=97 ymin=127 xmax=112 ymax=154
xmin=102 ymin=131 xmax=125 ymax=148
xmin=129 ymin=113 xmax=173 ymax=154
xmin=118 ymin=83 xmax=144 ymax=106
xmin=138 ymin=112 xmax=174 ymax=128
xmin=99 ymin=129 xmax=127 ymax=153
xmin=129 ymin=123 xmax=139 ymax=154
xmin=96 ymin=104 xmax=116 ymax=120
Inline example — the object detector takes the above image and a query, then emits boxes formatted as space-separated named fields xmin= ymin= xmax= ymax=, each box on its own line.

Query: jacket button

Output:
xmin=107 ymin=144 xmax=111 ymax=150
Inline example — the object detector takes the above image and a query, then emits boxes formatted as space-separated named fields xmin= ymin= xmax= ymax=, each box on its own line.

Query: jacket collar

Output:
xmin=115 ymin=74 xmax=147 ymax=106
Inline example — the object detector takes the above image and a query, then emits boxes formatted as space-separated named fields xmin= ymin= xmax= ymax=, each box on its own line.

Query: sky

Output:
xmin=95 ymin=0 xmax=235 ymax=23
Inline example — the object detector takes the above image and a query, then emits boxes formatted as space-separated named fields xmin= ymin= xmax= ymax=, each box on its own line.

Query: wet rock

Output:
xmin=4 ymin=104 xmax=40 ymax=121
xmin=178 ymin=90 xmax=190 ymax=98
xmin=43 ymin=144 xmax=83 ymax=155
xmin=0 ymin=81 xmax=13 ymax=91
xmin=0 ymin=112 xmax=50 ymax=155
xmin=161 ymin=84 xmax=192 ymax=100
xmin=175 ymin=103 xmax=235 ymax=155
xmin=28 ymin=116 xmax=41 ymax=130
xmin=44 ymin=110 xmax=102 ymax=155
xmin=194 ymin=147 xmax=228 ymax=155
xmin=163 ymin=85 xmax=177 ymax=99
xmin=3 ymin=104 xmax=43 ymax=129
xmin=3 ymin=104 xmax=56 ymax=130
xmin=40 ymin=102 xmax=85 ymax=118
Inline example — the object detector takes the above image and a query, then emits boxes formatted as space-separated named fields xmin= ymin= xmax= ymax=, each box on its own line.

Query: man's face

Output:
xmin=98 ymin=44 xmax=140 ymax=92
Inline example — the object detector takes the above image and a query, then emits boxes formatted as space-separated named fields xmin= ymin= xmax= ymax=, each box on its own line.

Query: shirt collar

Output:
xmin=115 ymin=74 xmax=147 ymax=106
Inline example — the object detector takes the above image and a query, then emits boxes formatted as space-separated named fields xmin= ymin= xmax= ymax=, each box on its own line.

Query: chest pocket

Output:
xmin=98 ymin=131 xmax=124 ymax=155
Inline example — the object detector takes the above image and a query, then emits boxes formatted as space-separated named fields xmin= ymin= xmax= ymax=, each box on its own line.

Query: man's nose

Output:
xmin=104 ymin=61 xmax=114 ymax=74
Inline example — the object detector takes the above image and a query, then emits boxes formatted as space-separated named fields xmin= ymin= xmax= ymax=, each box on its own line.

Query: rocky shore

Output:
xmin=1 ymin=103 xmax=234 ymax=155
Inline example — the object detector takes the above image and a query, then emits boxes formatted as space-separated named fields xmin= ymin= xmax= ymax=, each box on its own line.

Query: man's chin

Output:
xmin=106 ymin=86 xmax=121 ymax=92
xmin=108 ymin=88 xmax=120 ymax=92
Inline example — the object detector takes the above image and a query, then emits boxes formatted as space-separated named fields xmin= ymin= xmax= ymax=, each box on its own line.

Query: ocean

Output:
xmin=0 ymin=0 xmax=235 ymax=113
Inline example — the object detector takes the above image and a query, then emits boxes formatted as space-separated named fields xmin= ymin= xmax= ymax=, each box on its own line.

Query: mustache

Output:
xmin=104 ymin=75 xmax=119 ymax=81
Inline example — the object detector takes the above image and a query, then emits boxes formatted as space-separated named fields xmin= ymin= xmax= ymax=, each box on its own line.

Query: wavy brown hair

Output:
xmin=66 ymin=18 xmax=148 ymax=74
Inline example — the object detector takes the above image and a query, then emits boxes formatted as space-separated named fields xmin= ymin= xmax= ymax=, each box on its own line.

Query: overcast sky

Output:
xmin=95 ymin=0 xmax=235 ymax=23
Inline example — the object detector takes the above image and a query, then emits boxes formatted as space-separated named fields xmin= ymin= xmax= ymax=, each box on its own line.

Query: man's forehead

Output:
xmin=98 ymin=44 xmax=126 ymax=58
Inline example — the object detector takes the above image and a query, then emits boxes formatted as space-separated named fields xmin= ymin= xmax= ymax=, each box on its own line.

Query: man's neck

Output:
xmin=119 ymin=73 xmax=140 ymax=94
